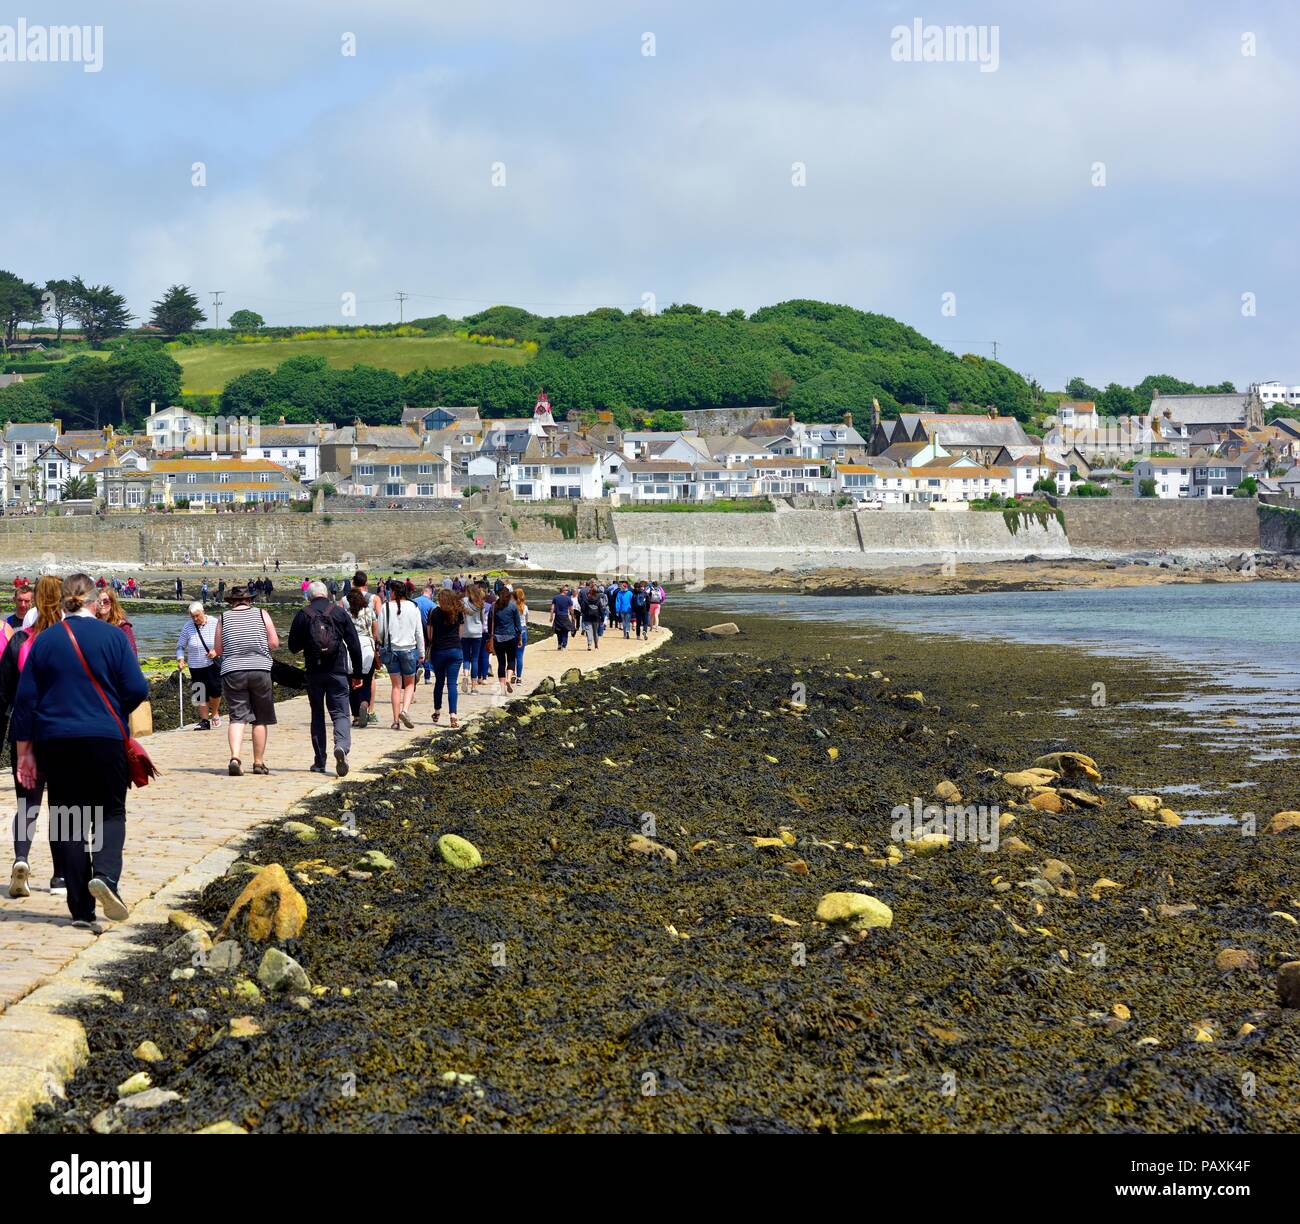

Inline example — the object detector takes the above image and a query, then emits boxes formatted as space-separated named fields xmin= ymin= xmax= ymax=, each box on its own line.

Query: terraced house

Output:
xmin=103 ymin=457 xmax=305 ymax=509
xmin=339 ymin=448 xmax=452 ymax=499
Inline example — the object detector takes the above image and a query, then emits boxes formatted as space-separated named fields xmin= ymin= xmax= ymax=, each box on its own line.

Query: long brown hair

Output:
xmin=465 ymin=583 xmax=486 ymax=611
xmin=513 ymin=585 xmax=527 ymax=613
xmin=97 ymin=587 xmax=128 ymax=626
xmin=435 ymin=587 xmax=463 ymax=621
xmin=31 ymin=575 xmax=63 ymax=635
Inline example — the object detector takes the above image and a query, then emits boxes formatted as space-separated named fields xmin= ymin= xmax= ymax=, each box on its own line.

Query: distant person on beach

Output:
xmin=214 ymin=585 xmax=279 ymax=777
xmin=649 ymin=581 xmax=664 ymax=631
xmin=490 ymin=580 xmax=523 ymax=694
xmin=415 ymin=583 xmax=437 ymax=684
xmin=631 ymin=581 xmax=651 ymax=640
xmin=6 ymin=585 xmax=32 ymax=631
xmin=578 ymin=581 xmax=603 ymax=651
xmin=288 ymin=580 xmax=363 ymax=777
xmin=174 ymin=577 xmax=183 ymax=600
xmin=460 ymin=583 xmax=487 ymax=693
xmin=512 ymin=585 xmax=529 ymax=679
xmin=12 ymin=574 xmax=149 ymax=930
xmin=550 ymin=585 xmax=574 ymax=651
xmin=176 ymin=602 xmax=222 ymax=730
xmin=1 ymin=576 xmax=66 ymax=900
xmin=614 ymin=579 xmax=633 ymax=637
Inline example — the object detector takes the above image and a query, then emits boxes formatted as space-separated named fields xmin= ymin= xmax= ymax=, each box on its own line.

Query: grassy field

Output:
xmin=172 ymin=336 xmax=532 ymax=393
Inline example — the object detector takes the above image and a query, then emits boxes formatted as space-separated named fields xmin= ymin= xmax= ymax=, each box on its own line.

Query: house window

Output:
xmin=385 ymin=483 xmax=403 ymax=496
xmin=219 ymin=472 xmax=230 ymax=483
xmin=186 ymin=473 xmax=197 ymax=484
xmin=389 ymin=465 xmax=401 ymax=478
xmin=418 ymin=464 xmax=433 ymax=475
xmin=126 ymin=488 xmax=144 ymax=506
xmin=516 ymin=483 xmax=533 ymax=497
xmin=357 ymin=465 xmax=374 ymax=477
xmin=417 ymin=484 xmax=435 ymax=496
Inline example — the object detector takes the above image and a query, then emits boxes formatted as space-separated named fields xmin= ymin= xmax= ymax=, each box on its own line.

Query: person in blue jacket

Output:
xmin=614 ymin=579 xmax=634 ymax=638
xmin=11 ymin=574 xmax=149 ymax=930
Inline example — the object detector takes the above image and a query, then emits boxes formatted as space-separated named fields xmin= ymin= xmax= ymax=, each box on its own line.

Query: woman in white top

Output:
xmin=376 ymin=580 xmax=424 ymax=729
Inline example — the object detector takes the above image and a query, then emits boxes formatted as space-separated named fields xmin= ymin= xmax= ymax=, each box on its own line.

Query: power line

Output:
xmin=209 ymin=291 xmax=224 ymax=330
xmin=395 ymin=291 xmax=409 ymax=323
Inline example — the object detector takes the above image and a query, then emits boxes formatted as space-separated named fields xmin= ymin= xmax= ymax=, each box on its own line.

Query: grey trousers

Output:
xmin=307 ymin=672 xmax=352 ymax=766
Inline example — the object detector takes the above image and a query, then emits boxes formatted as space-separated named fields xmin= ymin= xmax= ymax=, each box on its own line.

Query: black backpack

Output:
xmin=307 ymin=603 xmax=341 ymax=663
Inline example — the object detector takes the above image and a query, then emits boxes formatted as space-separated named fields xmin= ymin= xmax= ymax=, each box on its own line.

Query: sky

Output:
xmin=1 ymin=0 xmax=1297 ymax=390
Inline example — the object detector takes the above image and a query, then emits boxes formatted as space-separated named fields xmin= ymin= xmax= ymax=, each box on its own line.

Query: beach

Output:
xmin=25 ymin=595 xmax=1300 ymax=1134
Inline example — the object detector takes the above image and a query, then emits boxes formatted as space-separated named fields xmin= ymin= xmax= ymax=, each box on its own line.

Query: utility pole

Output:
xmin=395 ymin=291 xmax=409 ymax=323
xmin=210 ymin=291 xmax=225 ymax=331
xmin=991 ymin=340 xmax=999 ymax=362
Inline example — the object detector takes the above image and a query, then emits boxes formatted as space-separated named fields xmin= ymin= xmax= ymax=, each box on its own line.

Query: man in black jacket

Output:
xmin=288 ymin=580 xmax=364 ymax=776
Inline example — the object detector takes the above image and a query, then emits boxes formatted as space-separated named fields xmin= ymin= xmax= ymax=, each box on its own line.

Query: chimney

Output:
xmin=842 ymin=411 xmax=853 ymax=427
xmin=149 ymin=402 xmax=156 ymax=416
xmin=987 ymin=406 xmax=997 ymax=419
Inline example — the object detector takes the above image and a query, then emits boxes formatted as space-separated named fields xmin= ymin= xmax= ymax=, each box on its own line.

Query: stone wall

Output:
xmin=1062 ymin=498 xmax=1260 ymax=551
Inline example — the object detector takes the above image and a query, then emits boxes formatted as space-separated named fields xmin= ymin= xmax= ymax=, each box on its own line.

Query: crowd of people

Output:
xmin=0 ymin=564 xmax=667 ymax=932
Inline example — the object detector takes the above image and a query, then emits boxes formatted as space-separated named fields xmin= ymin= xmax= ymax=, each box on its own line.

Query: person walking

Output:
xmin=376 ymin=579 xmax=423 ymax=729
xmin=176 ymin=601 xmax=222 ymax=729
xmin=11 ymin=574 xmax=149 ymax=930
xmin=579 ymin=581 xmax=603 ymax=651
xmin=460 ymin=583 xmax=486 ymax=693
xmin=1 ymin=576 xmax=65 ymax=899
xmin=606 ymin=580 xmax=620 ymax=632
xmin=415 ymin=583 xmax=436 ymax=684
xmin=288 ymin=580 xmax=363 ymax=777
xmin=94 ymin=587 xmax=137 ymax=657
xmin=631 ymin=581 xmax=651 ymax=640
xmin=174 ymin=576 xmax=183 ymax=601
xmin=615 ymin=579 xmax=633 ymax=637
xmin=512 ymin=585 xmax=529 ymax=679
xmin=344 ymin=589 xmax=377 ymax=728
xmin=550 ymin=585 xmax=574 ymax=651
xmin=490 ymin=582 xmax=523 ymax=694
xmin=649 ymin=581 xmax=664 ymax=631
xmin=427 ymin=588 xmax=466 ymax=727
xmin=478 ymin=585 xmax=495 ymax=689
xmin=213 ymin=586 xmax=279 ymax=776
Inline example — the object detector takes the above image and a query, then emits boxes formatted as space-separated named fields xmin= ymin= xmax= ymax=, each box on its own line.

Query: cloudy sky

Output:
xmin=2 ymin=0 xmax=1296 ymax=389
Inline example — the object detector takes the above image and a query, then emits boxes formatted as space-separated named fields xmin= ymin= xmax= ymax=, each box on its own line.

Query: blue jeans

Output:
xmin=516 ymin=626 xmax=527 ymax=677
xmin=460 ymin=637 xmax=478 ymax=679
xmin=621 ymin=612 xmax=632 ymax=637
xmin=431 ymin=648 xmax=462 ymax=715
xmin=475 ymin=634 xmax=492 ymax=681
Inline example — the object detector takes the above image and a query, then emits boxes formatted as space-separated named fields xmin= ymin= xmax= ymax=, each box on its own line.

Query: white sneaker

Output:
xmin=87 ymin=877 xmax=129 ymax=922
xmin=8 ymin=860 xmax=30 ymax=899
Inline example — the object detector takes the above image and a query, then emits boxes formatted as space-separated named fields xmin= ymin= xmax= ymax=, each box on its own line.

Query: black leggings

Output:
xmin=494 ymin=639 xmax=517 ymax=677
xmin=10 ymin=754 xmax=51 ymax=865
xmin=34 ymin=737 xmax=128 ymax=922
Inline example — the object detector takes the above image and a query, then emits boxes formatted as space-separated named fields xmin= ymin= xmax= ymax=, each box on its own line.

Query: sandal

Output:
xmin=252 ymin=763 xmax=270 ymax=775
xmin=228 ymin=758 xmax=242 ymax=776
xmin=391 ymin=721 xmax=401 ymax=730
xmin=449 ymin=715 xmax=459 ymax=728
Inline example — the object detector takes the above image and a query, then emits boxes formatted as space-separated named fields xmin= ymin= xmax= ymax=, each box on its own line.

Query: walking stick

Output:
xmin=178 ymin=667 xmax=184 ymax=730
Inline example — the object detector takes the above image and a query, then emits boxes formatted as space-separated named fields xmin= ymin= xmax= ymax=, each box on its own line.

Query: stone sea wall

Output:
xmin=1062 ymin=498 xmax=1261 ymax=552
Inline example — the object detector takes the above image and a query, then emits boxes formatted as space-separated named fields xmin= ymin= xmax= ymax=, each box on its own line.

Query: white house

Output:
xmin=2 ymin=421 xmax=59 ymax=505
xmin=242 ymin=421 xmax=332 ymax=481
xmin=145 ymin=403 xmax=206 ymax=453
xmin=1131 ymin=457 xmax=1191 ymax=499
xmin=509 ymin=451 xmax=602 ymax=501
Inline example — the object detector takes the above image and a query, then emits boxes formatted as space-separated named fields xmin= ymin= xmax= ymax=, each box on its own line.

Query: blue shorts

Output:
xmin=388 ymin=647 xmax=421 ymax=677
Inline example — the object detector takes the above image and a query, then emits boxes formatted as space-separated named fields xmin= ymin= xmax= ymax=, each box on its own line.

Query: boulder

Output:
xmin=1126 ymin=795 xmax=1162 ymax=813
xmin=1215 ymin=948 xmax=1258 ymax=973
xmin=218 ymin=863 xmax=307 ymax=943
xmin=1265 ymin=811 xmax=1300 ymax=835
xmin=815 ymin=892 xmax=893 ymax=930
xmin=167 ymin=910 xmax=215 ymax=934
xmin=356 ymin=850 xmax=395 ymax=872
xmin=206 ymin=940 xmax=243 ymax=973
xmin=1029 ymin=791 xmax=1064 ymax=813
xmin=560 ymin=667 xmax=582 ymax=684
xmin=700 ymin=623 xmax=741 ymax=637
xmin=133 ymin=1040 xmax=164 ymax=1063
xmin=1032 ymin=751 xmax=1101 ymax=782
xmin=193 ymin=1120 xmax=248 ymax=1134
xmin=627 ymin=834 xmax=676 ymax=865
xmin=933 ymin=780 xmax=962 ymax=803
xmin=1278 ymin=961 xmax=1300 ymax=1008
xmin=1056 ymin=787 xmax=1104 ymax=809
xmin=282 ymin=821 xmax=318 ymax=843
xmin=1003 ymin=769 xmax=1058 ymax=788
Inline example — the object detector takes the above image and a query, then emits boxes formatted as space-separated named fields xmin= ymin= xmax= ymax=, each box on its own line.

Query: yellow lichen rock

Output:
xmin=1032 ymin=752 xmax=1101 ymax=782
xmin=1126 ymin=795 xmax=1161 ymax=813
xmin=1003 ymin=768 xmax=1058 ymax=788
xmin=218 ymin=863 xmax=308 ymax=943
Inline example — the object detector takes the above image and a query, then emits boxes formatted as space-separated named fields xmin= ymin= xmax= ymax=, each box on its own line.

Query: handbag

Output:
xmin=128 ymin=700 xmax=153 ymax=737
xmin=378 ymin=603 xmax=395 ymax=671
xmin=62 ymin=621 xmax=158 ymax=788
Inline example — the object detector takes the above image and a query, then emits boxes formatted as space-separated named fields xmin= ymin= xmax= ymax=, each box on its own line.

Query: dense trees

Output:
xmin=2 ymin=345 xmax=181 ymax=429
xmin=67 ymin=278 xmax=132 ymax=346
xmin=1070 ymin=372 xmax=1236 ymax=417
xmin=0 ymin=271 xmax=43 ymax=349
xmin=219 ymin=356 xmax=404 ymax=424
xmin=227 ymin=309 xmax=264 ymax=332
xmin=150 ymin=284 xmax=206 ymax=334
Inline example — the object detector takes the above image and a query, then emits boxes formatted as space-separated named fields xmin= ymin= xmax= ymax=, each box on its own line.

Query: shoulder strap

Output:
xmin=62 ymin=620 xmax=128 ymax=744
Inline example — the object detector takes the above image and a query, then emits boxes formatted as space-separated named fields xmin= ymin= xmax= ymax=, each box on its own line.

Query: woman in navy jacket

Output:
xmin=11 ymin=574 xmax=149 ymax=929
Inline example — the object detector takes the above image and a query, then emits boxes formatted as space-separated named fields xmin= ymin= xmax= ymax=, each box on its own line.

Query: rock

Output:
xmin=1215 ymin=948 xmax=1258 ymax=973
xmin=1158 ymin=809 xmax=1182 ymax=827
xmin=226 ymin=1015 xmax=262 ymax=1038
xmin=1032 ymin=751 xmax=1101 ymax=782
xmin=1126 ymin=795 xmax=1161 ymax=813
xmin=626 ymin=834 xmax=676 ymax=865
xmin=164 ymin=928 xmax=212 ymax=961
xmin=117 ymin=1071 xmax=152 ymax=1097
xmin=231 ymin=978 xmax=263 ymax=1005
xmin=1057 ymin=787 xmax=1104 ymax=809
xmin=752 ymin=836 xmax=786 ymax=848
xmin=560 ymin=667 xmax=582 ymax=684
xmin=1003 ymin=769 xmax=1057 ymax=788
xmin=345 ymin=869 xmax=372 ymax=881
xmin=256 ymin=947 xmax=311 ymax=995
xmin=282 ymin=821 xmax=318 ymax=843
xmin=535 ymin=677 xmax=556 ymax=693
xmin=1265 ymin=811 xmax=1300 ymax=835
xmin=933 ymin=780 xmax=962 ymax=802
xmin=1157 ymin=903 xmax=1197 ymax=919
xmin=905 ymin=833 xmax=951 ymax=855
xmin=1188 ymin=1021 xmax=1216 ymax=1042
xmin=167 ymin=910 xmax=215 ymax=934
xmin=133 ymin=1041 xmax=164 ymax=1063
xmin=701 ymin=622 xmax=741 ymax=637
xmin=1041 ymin=858 xmax=1076 ymax=890
xmin=1111 ymin=1003 xmax=1131 ymax=1022
xmin=1029 ymin=791 xmax=1064 ymax=813
xmin=816 ymin=892 xmax=893 ymax=930
xmin=207 ymin=940 xmax=243 ymax=973
xmin=437 ymin=834 xmax=483 ymax=870
xmin=218 ymin=863 xmax=308 ymax=943
xmin=356 ymin=850 xmax=395 ymax=872
xmin=1003 ymin=836 xmax=1033 ymax=854
xmin=1278 ymin=961 xmax=1300 ymax=1008
xmin=194 ymin=1120 xmax=248 ymax=1134
xmin=170 ymin=967 xmax=195 ymax=981
xmin=898 ymin=691 xmax=925 ymax=708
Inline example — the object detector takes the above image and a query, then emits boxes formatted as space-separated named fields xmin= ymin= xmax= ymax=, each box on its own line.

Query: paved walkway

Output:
xmin=0 ymin=616 xmax=669 ymax=1130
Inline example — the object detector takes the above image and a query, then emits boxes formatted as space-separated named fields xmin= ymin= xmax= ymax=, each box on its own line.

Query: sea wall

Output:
xmin=1062 ymin=499 xmax=1260 ymax=552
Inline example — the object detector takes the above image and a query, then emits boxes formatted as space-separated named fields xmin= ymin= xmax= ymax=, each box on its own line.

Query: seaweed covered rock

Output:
xmin=437 ymin=834 xmax=483 ymax=870
xmin=815 ymin=892 xmax=893 ymax=930
xmin=217 ymin=863 xmax=307 ymax=943
xmin=256 ymin=947 xmax=311 ymax=995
